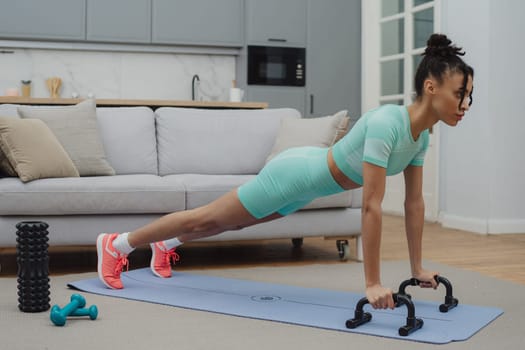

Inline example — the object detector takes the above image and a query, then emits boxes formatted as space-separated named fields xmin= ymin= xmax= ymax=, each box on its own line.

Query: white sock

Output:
xmin=112 ymin=232 xmax=135 ymax=255
xmin=163 ymin=237 xmax=183 ymax=250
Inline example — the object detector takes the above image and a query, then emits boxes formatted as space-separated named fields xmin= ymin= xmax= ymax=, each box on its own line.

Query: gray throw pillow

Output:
xmin=18 ymin=100 xmax=115 ymax=176
xmin=0 ymin=147 xmax=17 ymax=176
xmin=266 ymin=110 xmax=349 ymax=163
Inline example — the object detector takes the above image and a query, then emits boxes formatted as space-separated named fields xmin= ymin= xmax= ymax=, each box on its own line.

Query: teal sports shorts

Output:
xmin=237 ymin=147 xmax=345 ymax=219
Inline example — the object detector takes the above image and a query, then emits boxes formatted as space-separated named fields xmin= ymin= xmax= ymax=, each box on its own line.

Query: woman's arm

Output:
xmin=403 ymin=165 xmax=439 ymax=288
xmin=362 ymin=162 xmax=395 ymax=309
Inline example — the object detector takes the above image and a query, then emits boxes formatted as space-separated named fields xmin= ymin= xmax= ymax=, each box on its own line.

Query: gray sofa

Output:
xmin=0 ymin=104 xmax=362 ymax=260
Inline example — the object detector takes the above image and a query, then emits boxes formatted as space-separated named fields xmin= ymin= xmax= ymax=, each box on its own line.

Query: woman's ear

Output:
xmin=424 ymin=78 xmax=436 ymax=96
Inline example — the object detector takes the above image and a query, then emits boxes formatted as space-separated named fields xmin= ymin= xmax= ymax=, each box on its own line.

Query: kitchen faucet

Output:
xmin=191 ymin=74 xmax=200 ymax=101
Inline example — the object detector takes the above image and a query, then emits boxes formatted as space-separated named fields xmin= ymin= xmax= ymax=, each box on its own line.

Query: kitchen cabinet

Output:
xmin=87 ymin=0 xmax=151 ymax=43
xmin=0 ymin=0 xmax=85 ymax=41
xmin=305 ymin=0 xmax=361 ymax=118
xmin=152 ymin=0 xmax=243 ymax=47
xmin=246 ymin=0 xmax=307 ymax=47
xmin=247 ymin=86 xmax=306 ymax=117
xmin=243 ymin=0 xmax=361 ymax=119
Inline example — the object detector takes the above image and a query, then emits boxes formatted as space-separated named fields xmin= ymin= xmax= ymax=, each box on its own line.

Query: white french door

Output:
xmin=362 ymin=0 xmax=441 ymax=220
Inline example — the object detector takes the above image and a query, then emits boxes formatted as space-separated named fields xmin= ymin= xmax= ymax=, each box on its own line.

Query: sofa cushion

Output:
xmin=172 ymin=174 xmax=352 ymax=212
xmin=18 ymin=100 xmax=115 ymax=176
xmin=96 ymin=107 xmax=158 ymax=175
xmin=0 ymin=117 xmax=79 ymax=182
xmin=0 ymin=175 xmax=185 ymax=215
xmin=170 ymin=174 xmax=255 ymax=209
xmin=0 ymin=104 xmax=21 ymax=117
xmin=156 ymin=107 xmax=301 ymax=176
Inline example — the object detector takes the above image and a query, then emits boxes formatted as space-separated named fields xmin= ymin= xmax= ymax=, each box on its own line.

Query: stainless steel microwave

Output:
xmin=247 ymin=45 xmax=305 ymax=86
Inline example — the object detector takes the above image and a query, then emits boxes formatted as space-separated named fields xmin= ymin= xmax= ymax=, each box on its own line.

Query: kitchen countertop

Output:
xmin=0 ymin=97 xmax=268 ymax=109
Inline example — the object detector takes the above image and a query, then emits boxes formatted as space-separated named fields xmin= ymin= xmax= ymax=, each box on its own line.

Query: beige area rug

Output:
xmin=1 ymin=260 xmax=523 ymax=350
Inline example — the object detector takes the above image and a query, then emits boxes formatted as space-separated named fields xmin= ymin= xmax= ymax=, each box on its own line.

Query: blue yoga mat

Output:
xmin=68 ymin=268 xmax=502 ymax=344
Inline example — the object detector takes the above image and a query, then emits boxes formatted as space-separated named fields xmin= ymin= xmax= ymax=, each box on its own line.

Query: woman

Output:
xmin=97 ymin=33 xmax=474 ymax=310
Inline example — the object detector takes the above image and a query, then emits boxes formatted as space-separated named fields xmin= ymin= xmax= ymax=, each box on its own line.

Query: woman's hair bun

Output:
xmin=424 ymin=33 xmax=464 ymax=57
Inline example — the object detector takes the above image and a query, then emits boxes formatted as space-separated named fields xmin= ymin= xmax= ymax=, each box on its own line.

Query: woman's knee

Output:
xmin=184 ymin=189 xmax=266 ymax=234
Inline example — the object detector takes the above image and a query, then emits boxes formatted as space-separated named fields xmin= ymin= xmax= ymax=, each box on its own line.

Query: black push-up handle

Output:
xmin=346 ymin=293 xmax=424 ymax=337
xmin=397 ymin=275 xmax=459 ymax=313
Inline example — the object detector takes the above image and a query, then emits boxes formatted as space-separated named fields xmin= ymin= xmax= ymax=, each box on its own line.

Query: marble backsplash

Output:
xmin=0 ymin=48 xmax=235 ymax=101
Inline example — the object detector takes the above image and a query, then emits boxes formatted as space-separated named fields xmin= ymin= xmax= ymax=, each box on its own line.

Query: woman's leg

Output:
xmin=128 ymin=189 xmax=282 ymax=247
xmin=98 ymin=189 xmax=284 ymax=289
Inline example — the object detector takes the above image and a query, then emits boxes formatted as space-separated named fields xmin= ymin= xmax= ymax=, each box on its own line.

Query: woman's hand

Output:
xmin=366 ymin=284 xmax=395 ymax=310
xmin=413 ymin=269 xmax=440 ymax=289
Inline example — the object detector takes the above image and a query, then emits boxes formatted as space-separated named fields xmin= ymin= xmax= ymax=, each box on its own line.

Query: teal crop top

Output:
xmin=331 ymin=104 xmax=429 ymax=185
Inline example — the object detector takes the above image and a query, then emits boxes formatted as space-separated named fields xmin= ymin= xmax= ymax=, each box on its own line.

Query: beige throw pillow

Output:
xmin=0 ymin=117 xmax=79 ymax=182
xmin=266 ymin=110 xmax=349 ymax=162
xmin=18 ymin=100 xmax=115 ymax=176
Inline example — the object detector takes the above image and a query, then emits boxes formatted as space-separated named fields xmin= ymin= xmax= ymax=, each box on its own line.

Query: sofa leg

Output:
xmin=336 ymin=240 xmax=350 ymax=261
xmin=325 ymin=236 xmax=363 ymax=262
xmin=291 ymin=238 xmax=303 ymax=248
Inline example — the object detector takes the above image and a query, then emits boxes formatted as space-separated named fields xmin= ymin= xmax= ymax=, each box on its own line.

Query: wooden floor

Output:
xmin=380 ymin=215 xmax=525 ymax=285
xmin=1 ymin=215 xmax=524 ymax=285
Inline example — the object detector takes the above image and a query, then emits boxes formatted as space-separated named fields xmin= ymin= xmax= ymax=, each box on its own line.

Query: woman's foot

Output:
xmin=96 ymin=233 xmax=129 ymax=289
xmin=150 ymin=242 xmax=180 ymax=278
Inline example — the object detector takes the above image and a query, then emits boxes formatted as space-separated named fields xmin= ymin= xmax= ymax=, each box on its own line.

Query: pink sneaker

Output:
xmin=150 ymin=242 xmax=180 ymax=278
xmin=96 ymin=233 xmax=129 ymax=289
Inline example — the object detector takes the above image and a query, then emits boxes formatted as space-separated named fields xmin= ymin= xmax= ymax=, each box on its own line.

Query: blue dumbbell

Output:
xmin=50 ymin=294 xmax=86 ymax=326
xmin=70 ymin=305 xmax=98 ymax=320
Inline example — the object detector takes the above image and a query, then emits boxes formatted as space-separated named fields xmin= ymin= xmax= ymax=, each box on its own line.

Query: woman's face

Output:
xmin=430 ymin=71 xmax=474 ymax=126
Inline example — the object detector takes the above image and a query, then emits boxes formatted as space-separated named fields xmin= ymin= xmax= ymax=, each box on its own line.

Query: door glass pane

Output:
xmin=413 ymin=8 xmax=434 ymax=48
xmin=381 ymin=19 xmax=404 ymax=56
xmin=414 ymin=0 xmax=433 ymax=6
xmin=382 ymin=0 xmax=404 ymax=17
xmin=381 ymin=59 xmax=404 ymax=96
xmin=380 ymin=99 xmax=404 ymax=106
xmin=412 ymin=54 xmax=424 ymax=91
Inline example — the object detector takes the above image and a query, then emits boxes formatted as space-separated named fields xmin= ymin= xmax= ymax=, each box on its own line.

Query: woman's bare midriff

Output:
xmin=327 ymin=148 xmax=361 ymax=191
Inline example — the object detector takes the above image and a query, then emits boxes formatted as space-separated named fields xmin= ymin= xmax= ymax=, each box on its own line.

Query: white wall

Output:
xmin=440 ymin=0 xmax=525 ymax=234
xmin=487 ymin=0 xmax=525 ymax=232
xmin=0 ymin=48 xmax=235 ymax=101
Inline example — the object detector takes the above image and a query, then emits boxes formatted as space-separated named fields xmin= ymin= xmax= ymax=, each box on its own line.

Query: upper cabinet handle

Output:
xmin=268 ymin=38 xmax=287 ymax=42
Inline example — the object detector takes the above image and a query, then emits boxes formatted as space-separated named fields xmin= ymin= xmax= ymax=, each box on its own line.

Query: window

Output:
xmin=362 ymin=0 xmax=441 ymax=220
xmin=379 ymin=0 xmax=437 ymax=106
